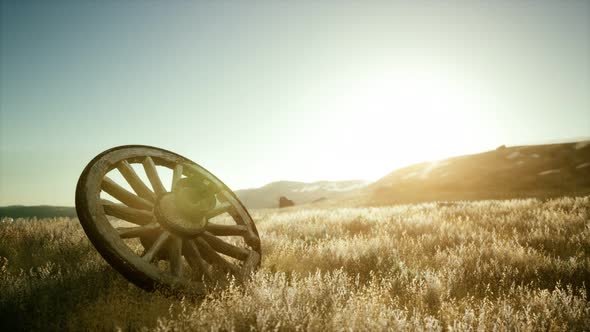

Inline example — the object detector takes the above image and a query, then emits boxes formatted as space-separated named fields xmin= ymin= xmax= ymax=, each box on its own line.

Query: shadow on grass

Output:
xmin=0 ymin=266 xmax=123 ymax=331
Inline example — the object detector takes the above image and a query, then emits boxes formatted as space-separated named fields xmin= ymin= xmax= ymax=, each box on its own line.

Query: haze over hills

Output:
xmin=366 ymin=140 xmax=590 ymax=205
xmin=2 ymin=140 xmax=589 ymax=218
xmin=238 ymin=140 xmax=590 ymax=208
xmin=234 ymin=180 xmax=369 ymax=209
xmin=0 ymin=181 xmax=369 ymax=218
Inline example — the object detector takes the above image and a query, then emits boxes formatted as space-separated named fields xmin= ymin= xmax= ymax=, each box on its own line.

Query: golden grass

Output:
xmin=1 ymin=197 xmax=589 ymax=331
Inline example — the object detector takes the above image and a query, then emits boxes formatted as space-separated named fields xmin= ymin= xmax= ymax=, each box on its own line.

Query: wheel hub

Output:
xmin=154 ymin=176 xmax=217 ymax=236
xmin=154 ymin=192 xmax=207 ymax=236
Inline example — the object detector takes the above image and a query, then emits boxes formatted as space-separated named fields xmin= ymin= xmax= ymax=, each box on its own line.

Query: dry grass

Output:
xmin=1 ymin=196 xmax=589 ymax=331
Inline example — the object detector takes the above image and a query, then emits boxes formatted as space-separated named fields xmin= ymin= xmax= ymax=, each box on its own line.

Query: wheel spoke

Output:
xmin=200 ymin=232 xmax=249 ymax=261
xmin=171 ymin=164 xmax=183 ymax=192
xmin=183 ymin=240 xmax=213 ymax=280
xmin=206 ymin=202 xmax=233 ymax=219
xmin=117 ymin=222 xmax=160 ymax=239
xmin=142 ymin=231 xmax=170 ymax=262
xmin=102 ymin=199 xmax=154 ymax=225
xmin=117 ymin=160 xmax=156 ymax=203
xmin=102 ymin=176 xmax=153 ymax=211
xmin=217 ymin=191 xmax=260 ymax=248
xmin=195 ymin=238 xmax=239 ymax=275
xmin=204 ymin=223 xmax=248 ymax=237
xmin=142 ymin=156 xmax=167 ymax=196
xmin=241 ymin=250 xmax=260 ymax=281
xmin=168 ymin=236 xmax=183 ymax=277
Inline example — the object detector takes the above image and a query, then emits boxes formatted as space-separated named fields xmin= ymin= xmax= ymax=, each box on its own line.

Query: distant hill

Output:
xmin=0 ymin=181 xmax=368 ymax=216
xmin=0 ymin=205 xmax=77 ymax=219
xmin=4 ymin=141 xmax=589 ymax=215
xmin=235 ymin=180 xmax=369 ymax=209
xmin=367 ymin=141 xmax=590 ymax=205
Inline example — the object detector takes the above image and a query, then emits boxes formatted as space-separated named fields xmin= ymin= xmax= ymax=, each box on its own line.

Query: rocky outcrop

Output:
xmin=278 ymin=196 xmax=295 ymax=208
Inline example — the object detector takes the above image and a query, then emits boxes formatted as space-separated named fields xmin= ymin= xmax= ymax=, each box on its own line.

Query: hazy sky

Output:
xmin=1 ymin=1 xmax=589 ymax=206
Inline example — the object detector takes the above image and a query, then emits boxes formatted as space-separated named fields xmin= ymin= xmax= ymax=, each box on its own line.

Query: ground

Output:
xmin=1 ymin=196 xmax=589 ymax=331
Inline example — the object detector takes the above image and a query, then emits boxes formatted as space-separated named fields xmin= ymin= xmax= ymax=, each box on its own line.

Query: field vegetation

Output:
xmin=1 ymin=196 xmax=589 ymax=331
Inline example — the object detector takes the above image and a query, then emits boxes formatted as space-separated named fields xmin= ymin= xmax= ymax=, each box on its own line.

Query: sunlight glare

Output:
xmin=330 ymin=68 xmax=485 ymax=180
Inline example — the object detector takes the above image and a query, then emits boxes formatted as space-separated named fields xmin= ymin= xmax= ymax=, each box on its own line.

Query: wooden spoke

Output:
xmin=172 ymin=164 xmax=183 ymax=192
xmin=206 ymin=202 xmax=233 ymax=219
xmin=102 ymin=177 xmax=153 ymax=211
xmin=102 ymin=199 xmax=154 ymax=225
xmin=200 ymin=232 xmax=249 ymax=261
xmin=241 ymin=250 xmax=260 ymax=281
xmin=142 ymin=231 xmax=170 ymax=262
xmin=216 ymin=192 xmax=228 ymax=202
xmin=183 ymin=240 xmax=213 ymax=280
xmin=204 ymin=223 xmax=248 ymax=237
xmin=142 ymin=156 xmax=167 ymax=196
xmin=244 ymin=230 xmax=261 ymax=250
xmin=217 ymin=191 xmax=260 ymax=248
xmin=117 ymin=222 xmax=160 ymax=239
xmin=195 ymin=238 xmax=239 ymax=274
xmin=117 ymin=160 xmax=156 ymax=203
xmin=168 ymin=237 xmax=183 ymax=277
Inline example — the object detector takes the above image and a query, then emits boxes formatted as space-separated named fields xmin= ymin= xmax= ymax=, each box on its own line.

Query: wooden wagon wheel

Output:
xmin=75 ymin=145 xmax=261 ymax=294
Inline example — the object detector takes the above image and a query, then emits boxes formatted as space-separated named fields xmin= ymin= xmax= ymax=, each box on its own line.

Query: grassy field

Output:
xmin=1 ymin=197 xmax=589 ymax=331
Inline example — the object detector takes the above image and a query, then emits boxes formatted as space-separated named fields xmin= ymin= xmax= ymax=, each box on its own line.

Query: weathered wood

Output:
xmin=241 ymin=250 xmax=260 ymax=281
xmin=77 ymin=145 xmax=261 ymax=294
xmin=142 ymin=231 xmax=170 ymax=262
xmin=142 ymin=156 xmax=167 ymax=196
xmin=201 ymin=231 xmax=249 ymax=260
xmin=183 ymin=240 xmax=213 ymax=280
xmin=172 ymin=164 xmax=183 ymax=192
xmin=117 ymin=222 xmax=160 ymax=238
xmin=185 ymin=163 xmax=224 ymax=190
xmin=102 ymin=199 xmax=154 ymax=225
xmin=168 ymin=237 xmax=183 ymax=277
xmin=195 ymin=237 xmax=239 ymax=274
xmin=206 ymin=202 xmax=233 ymax=219
xmin=156 ymin=192 xmax=208 ymax=236
xmin=204 ymin=223 xmax=248 ymax=237
xmin=102 ymin=176 xmax=153 ymax=211
xmin=218 ymin=191 xmax=260 ymax=249
xmin=117 ymin=160 xmax=156 ymax=202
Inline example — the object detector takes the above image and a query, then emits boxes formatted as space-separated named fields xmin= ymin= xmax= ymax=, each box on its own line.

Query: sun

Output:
xmin=313 ymin=68 xmax=487 ymax=181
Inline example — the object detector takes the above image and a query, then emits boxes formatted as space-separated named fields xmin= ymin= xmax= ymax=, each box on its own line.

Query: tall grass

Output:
xmin=1 ymin=197 xmax=589 ymax=331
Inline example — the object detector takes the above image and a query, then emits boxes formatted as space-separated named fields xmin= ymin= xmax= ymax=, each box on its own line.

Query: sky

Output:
xmin=1 ymin=0 xmax=589 ymax=206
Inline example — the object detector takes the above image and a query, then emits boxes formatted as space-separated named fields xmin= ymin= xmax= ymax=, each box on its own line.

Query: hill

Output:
xmin=3 ymin=140 xmax=589 ymax=213
xmin=0 ymin=181 xmax=369 ymax=217
xmin=235 ymin=180 xmax=368 ymax=209
xmin=367 ymin=141 xmax=590 ymax=205
xmin=0 ymin=205 xmax=77 ymax=219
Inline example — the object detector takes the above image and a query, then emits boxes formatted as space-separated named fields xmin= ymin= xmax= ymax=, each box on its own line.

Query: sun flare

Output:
xmin=299 ymin=68 xmax=489 ymax=182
